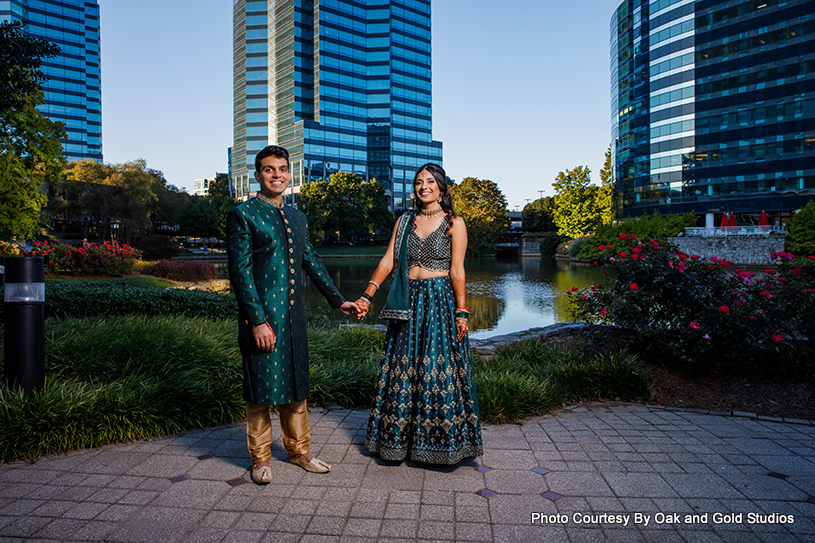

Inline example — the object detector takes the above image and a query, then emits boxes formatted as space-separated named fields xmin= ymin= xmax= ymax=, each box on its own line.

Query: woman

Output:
xmin=355 ymin=163 xmax=483 ymax=464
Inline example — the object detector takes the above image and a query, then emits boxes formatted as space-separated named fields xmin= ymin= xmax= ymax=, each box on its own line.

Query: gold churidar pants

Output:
xmin=245 ymin=400 xmax=310 ymax=464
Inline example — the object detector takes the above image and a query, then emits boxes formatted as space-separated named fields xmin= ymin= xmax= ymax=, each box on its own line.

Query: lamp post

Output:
xmin=3 ymin=256 xmax=45 ymax=395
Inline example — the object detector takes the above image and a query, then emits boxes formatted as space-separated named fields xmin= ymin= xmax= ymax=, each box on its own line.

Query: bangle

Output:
xmin=360 ymin=292 xmax=372 ymax=303
xmin=368 ymin=280 xmax=380 ymax=289
xmin=455 ymin=311 xmax=469 ymax=319
xmin=456 ymin=306 xmax=470 ymax=312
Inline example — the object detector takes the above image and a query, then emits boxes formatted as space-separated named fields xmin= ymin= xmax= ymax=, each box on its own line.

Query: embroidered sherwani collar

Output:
xmin=255 ymin=192 xmax=285 ymax=208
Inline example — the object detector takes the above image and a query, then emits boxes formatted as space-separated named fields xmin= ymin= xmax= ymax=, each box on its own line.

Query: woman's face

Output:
xmin=414 ymin=169 xmax=441 ymax=208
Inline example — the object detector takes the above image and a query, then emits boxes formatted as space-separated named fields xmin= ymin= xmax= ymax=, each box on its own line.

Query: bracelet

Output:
xmin=456 ymin=306 xmax=470 ymax=312
xmin=455 ymin=311 xmax=469 ymax=319
xmin=360 ymin=292 xmax=372 ymax=303
xmin=368 ymin=280 xmax=380 ymax=289
xmin=455 ymin=316 xmax=469 ymax=322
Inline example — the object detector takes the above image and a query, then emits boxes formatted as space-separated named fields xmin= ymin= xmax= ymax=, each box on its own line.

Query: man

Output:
xmin=226 ymin=145 xmax=358 ymax=484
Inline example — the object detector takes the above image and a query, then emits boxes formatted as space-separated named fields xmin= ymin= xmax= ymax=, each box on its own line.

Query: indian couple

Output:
xmin=226 ymin=145 xmax=482 ymax=484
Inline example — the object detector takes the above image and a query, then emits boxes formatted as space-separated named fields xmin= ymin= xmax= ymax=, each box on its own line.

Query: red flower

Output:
xmin=719 ymin=305 xmax=730 ymax=314
xmin=791 ymin=268 xmax=802 ymax=276
xmin=650 ymin=240 xmax=660 ymax=249
xmin=598 ymin=245 xmax=606 ymax=251
xmin=619 ymin=234 xmax=628 ymax=240
xmin=689 ymin=321 xmax=699 ymax=329
xmin=600 ymin=308 xmax=608 ymax=317
xmin=632 ymin=247 xmax=642 ymax=254
xmin=570 ymin=287 xmax=578 ymax=292
xmin=630 ymin=283 xmax=638 ymax=290
xmin=619 ymin=252 xmax=627 ymax=258
xmin=772 ymin=334 xmax=785 ymax=342
xmin=691 ymin=254 xmax=700 ymax=260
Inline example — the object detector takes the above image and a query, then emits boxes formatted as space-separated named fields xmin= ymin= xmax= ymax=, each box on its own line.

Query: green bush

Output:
xmin=473 ymin=340 xmax=648 ymax=423
xmin=567 ymin=235 xmax=592 ymax=257
xmin=786 ymin=200 xmax=815 ymax=257
xmin=538 ymin=233 xmax=569 ymax=257
xmin=145 ymin=259 xmax=219 ymax=282
xmin=137 ymin=235 xmax=181 ymax=260
xmin=28 ymin=240 xmax=142 ymax=275
xmin=0 ymin=281 xmax=237 ymax=321
xmin=569 ymin=240 xmax=815 ymax=374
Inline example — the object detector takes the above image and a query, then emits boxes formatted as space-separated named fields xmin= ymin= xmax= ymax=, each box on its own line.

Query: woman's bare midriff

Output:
xmin=409 ymin=265 xmax=449 ymax=280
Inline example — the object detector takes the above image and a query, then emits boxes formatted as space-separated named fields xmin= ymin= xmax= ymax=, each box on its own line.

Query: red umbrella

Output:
xmin=729 ymin=213 xmax=737 ymax=226
xmin=758 ymin=211 xmax=769 ymax=226
xmin=720 ymin=213 xmax=730 ymax=227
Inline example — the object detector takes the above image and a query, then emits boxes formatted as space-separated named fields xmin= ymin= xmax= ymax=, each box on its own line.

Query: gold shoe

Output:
xmin=251 ymin=464 xmax=272 ymax=484
xmin=290 ymin=455 xmax=331 ymax=473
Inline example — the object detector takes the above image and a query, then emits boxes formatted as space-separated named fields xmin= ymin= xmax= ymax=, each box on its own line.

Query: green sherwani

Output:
xmin=227 ymin=197 xmax=345 ymax=405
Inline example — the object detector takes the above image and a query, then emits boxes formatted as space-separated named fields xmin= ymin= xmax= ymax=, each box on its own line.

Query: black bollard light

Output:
xmin=3 ymin=256 xmax=45 ymax=395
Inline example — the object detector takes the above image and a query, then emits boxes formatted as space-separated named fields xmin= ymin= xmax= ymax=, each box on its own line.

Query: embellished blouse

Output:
xmin=407 ymin=217 xmax=452 ymax=272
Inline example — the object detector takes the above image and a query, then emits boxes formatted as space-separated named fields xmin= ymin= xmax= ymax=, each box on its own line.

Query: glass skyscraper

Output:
xmin=611 ymin=0 xmax=814 ymax=225
xmin=1 ymin=0 xmax=103 ymax=162
xmin=230 ymin=0 xmax=443 ymax=208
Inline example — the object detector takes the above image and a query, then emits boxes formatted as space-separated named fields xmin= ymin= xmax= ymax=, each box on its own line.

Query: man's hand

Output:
xmin=339 ymin=301 xmax=359 ymax=317
xmin=253 ymin=322 xmax=276 ymax=351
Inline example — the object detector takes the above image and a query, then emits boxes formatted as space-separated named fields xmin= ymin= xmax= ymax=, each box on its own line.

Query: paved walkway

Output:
xmin=1 ymin=403 xmax=813 ymax=543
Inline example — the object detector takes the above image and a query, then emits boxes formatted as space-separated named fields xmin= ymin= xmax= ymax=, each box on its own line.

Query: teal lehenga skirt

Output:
xmin=365 ymin=276 xmax=483 ymax=464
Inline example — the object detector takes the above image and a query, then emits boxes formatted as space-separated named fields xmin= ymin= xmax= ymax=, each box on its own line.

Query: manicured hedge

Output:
xmin=0 ymin=282 xmax=237 ymax=321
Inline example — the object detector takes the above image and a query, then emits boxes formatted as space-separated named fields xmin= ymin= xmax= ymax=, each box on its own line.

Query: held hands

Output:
xmin=253 ymin=322 xmax=276 ymax=352
xmin=339 ymin=301 xmax=360 ymax=317
xmin=355 ymin=298 xmax=370 ymax=320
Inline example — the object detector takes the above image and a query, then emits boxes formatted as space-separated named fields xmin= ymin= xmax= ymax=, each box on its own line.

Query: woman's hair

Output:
xmin=412 ymin=163 xmax=457 ymax=234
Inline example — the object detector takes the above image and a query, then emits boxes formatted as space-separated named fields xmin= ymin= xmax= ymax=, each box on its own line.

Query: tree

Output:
xmin=598 ymin=146 xmax=615 ymax=225
xmin=0 ymin=21 xmax=59 ymax=111
xmin=521 ymin=196 xmax=557 ymax=232
xmin=208 ymin=173 xmax=237 ymax=238
xmin=0 ymin=21 xmax=65 ymax=239
xmin=181 ymin=195 xmax=219 ymax=241
xmin=552 ymin=166 xmax=606 ymax=238
xmin=449 ymin=177 xmax=509 ymax=251
xmin=786 ymin=200 xmax=815 ymax=257
xmin=299 ymin=172 xmax=393 ymax=243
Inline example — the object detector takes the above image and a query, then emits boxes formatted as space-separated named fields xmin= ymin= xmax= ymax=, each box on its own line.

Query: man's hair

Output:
xmin=255 ymin=145 xmax=290 ymax=173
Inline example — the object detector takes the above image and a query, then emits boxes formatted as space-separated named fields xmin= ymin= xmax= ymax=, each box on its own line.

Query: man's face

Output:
xmin=255 ymin=156 xmax=290 ymax=200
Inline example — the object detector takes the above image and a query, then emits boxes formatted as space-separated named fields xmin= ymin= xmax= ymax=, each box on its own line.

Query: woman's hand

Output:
xmin=455 ymin=318 xmax=468 ymax=342
xmin=355 ymin=298 xmax=370 ymax=320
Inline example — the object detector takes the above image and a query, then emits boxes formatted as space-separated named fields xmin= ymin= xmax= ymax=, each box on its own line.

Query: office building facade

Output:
xmin=610 ymin=0 xmax=814 ymax=226
xmin=1 ymin=0 xmax=103 ymax=162
xmin=230 ymin=0 xmax=442 ymax=208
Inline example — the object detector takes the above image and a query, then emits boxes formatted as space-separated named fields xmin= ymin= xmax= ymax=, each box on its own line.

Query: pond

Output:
xmin=305 ymin=257 xmax=606 ymax=339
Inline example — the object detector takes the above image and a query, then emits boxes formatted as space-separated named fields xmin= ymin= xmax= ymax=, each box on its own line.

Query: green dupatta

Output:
xmin=378 ymin=210 xmax=414 ymax=321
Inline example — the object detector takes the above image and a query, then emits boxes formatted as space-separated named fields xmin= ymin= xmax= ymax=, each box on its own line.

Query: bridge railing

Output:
xmin=683 ymin=226 xmax=785 ymax=237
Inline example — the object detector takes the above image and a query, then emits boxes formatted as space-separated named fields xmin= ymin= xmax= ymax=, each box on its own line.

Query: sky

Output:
xmin=100 ymin=0 xmax=620 ymax=211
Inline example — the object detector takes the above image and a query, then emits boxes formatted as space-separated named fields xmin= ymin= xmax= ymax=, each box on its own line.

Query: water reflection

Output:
xmin=304 ymin=257 xmax=605 ymax=338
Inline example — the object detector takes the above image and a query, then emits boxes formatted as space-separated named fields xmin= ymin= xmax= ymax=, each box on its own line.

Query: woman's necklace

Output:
xmin=420 ymin=206 xmax=444 ymax=218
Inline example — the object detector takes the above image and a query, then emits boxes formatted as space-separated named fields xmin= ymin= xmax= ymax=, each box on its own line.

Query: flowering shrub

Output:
xmin=28 ymin=241 xmax=142 ymax=276
xmin=569 ymin=239 xmax=815 ymax=374
xmin=145 ymin=260 xmax=219 ymax=282
xmin=576 ymin=212 xmax=697 ymax=262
